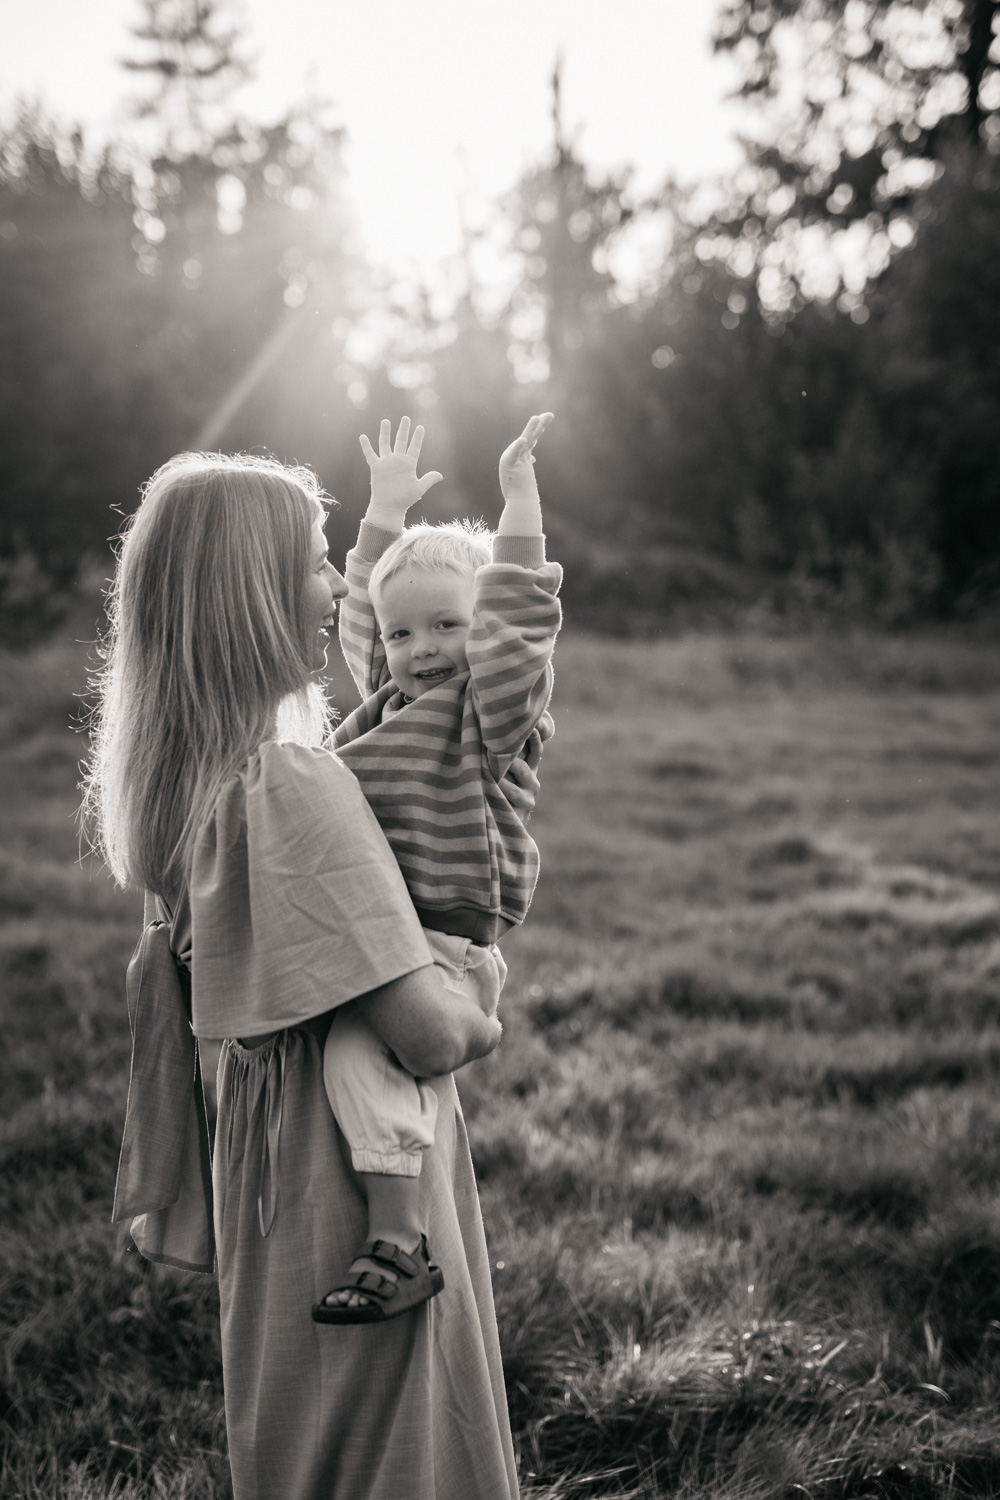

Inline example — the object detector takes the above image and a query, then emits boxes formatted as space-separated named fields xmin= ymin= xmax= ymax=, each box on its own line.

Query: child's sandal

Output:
xmin=312 ymin=1235 xmax=444 ymax=1325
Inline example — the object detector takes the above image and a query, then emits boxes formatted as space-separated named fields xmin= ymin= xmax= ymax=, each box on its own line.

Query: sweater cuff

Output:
xmin=492 ymin=534 xmax=546 ymax=567
xmin=355 ymin=519 xmax=402 ymax=563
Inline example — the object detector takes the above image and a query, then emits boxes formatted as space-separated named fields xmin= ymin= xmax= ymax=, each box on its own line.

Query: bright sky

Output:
xmin=0 ymin=0 xmax=743 ymax=272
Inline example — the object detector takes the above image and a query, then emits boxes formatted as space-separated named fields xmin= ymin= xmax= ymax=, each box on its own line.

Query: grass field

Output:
xmin=3 ymin=610 xmax=1000 ymax=1497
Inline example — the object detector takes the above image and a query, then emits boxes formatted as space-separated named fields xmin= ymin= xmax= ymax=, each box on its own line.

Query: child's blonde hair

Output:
xmin=369 ymin=519 xmax=493 ymax=605
xmin=80 ymin=451 xmax=332 ymax=893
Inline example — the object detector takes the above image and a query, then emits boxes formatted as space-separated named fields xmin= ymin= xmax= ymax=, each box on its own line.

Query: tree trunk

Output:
xmin=960 ymin=0 xmax=999 ymax=145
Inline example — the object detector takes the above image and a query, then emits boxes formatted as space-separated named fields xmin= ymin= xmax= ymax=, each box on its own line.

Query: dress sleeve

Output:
xmin=338 ymin=519 xmax=399 ymax=697
xmin=188 ymin=741 xmax=433 ymax=1038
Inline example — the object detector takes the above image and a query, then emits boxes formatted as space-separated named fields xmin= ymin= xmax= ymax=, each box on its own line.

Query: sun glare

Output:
xmin=0 ymin=0 xmax=742 ymax=292
xmin=240 ymin=0 xmax=742 ymax=280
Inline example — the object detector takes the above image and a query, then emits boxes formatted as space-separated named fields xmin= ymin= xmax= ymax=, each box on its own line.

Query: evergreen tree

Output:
xmin=867 ymin=141 xmax=1000 ymax=603
xmin=503 ymin=56 xmax=631 ymax=386
xmin=0 ymin=109 xmax=159 ymax=641
xmin=0 ymin=3 xmax=365 ymax=637
xmin=122 ymin=0 xmax=252 ymax=155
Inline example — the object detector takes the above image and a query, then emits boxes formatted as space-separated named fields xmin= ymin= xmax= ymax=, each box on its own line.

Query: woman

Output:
xmin=82 ymin=450 xmax=523 ymax=1499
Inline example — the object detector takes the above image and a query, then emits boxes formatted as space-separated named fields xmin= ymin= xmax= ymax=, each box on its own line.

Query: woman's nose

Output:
xmin=329 ymin=567 xmax=348 ymax=600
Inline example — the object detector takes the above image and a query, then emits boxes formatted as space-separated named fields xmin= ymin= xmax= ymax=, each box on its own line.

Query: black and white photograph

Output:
xmin=3 ymin=1 xmax=1000 ymax=1496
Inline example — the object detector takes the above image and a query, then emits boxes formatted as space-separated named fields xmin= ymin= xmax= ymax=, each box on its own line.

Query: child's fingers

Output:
xmin=503 ymin=412 xmax=554 ymax=465
xmin=393 ymin=415 xmax=411 ymax=453
xmin=359 ymin=432 xmax=377 ymax=466
xmin=523 ymin=412 xmax=553 ymax=450
xmin=378 ymin=418 xmax=392 ymax=457
xmin=407 ymin=423 xmax=425 ymax=462
xmin=417 ymin=469 xmax=443 ymax=498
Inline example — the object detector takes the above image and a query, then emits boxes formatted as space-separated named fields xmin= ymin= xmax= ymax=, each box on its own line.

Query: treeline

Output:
xmin=1 ymin=0 xmax=999 ymax=640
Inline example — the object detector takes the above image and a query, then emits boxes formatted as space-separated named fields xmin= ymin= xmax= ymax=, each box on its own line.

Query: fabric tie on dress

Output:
xmin=256 ymin=1031 xmax=287 ymax=1238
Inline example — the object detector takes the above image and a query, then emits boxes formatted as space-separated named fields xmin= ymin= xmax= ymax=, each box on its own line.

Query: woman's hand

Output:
xmin=360 ymin=416 xmax=443 ymax=530
xmin=501 ymin=755 xmax=540 ymax=820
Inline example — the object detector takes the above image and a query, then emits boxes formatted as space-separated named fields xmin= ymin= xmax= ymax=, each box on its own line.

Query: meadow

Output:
xmin=3 ymin=607 xmax=1000 ymax=1498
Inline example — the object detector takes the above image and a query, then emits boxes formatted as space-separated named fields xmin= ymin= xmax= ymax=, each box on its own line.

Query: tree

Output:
xmin=0 ymin=2 xmax=365 ymax=639
xmin=502 ymin=56 xmax=632 ymax=386
xmin=0 ymin=109 xmax=168 ymax=640
xmin=122 ymin=0 xmax=252 ymax=156
xmin=118 ymin=0 xmax=365 ymax=472
xmin=865 ymin=141 xmax=1000 ymax=602
xmin=704 ymin=2 xmax=1000 ymax=607
xmin=713 ymin=0 xmax=1000 ymax=226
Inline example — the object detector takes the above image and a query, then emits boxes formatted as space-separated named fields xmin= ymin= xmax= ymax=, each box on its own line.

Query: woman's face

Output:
xmin=304 ymin=515 xmax=348 ymax=672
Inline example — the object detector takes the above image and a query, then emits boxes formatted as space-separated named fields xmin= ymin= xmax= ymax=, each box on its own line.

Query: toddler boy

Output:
xmin=312 ymin=413 xmax=560 ymax=1324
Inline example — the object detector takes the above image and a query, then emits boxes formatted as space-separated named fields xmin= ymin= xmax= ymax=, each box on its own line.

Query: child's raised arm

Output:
xmin=466 ymin=412 xmax=560 ymax=776
xmin=360 ymin=416 xmax=442 ymax=531
xmin=497 ymin=412 xmax=553 ymax=538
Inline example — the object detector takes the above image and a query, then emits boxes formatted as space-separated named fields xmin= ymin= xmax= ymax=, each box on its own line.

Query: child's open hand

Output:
xmin=498 ymin=412 xmax=553 ymax=503
xmin=360 ymin=416 xmax=443 ymax=527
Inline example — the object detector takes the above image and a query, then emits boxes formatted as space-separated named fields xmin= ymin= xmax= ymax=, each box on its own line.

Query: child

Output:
xmin=312 ymin=413 xmax=561 ymax=1324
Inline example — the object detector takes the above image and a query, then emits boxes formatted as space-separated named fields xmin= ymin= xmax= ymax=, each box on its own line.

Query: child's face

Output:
xmin=374 ymin=566 xmax=475 ymax=699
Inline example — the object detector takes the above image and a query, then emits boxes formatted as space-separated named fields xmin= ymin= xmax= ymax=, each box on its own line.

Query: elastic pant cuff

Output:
xmin=351 ymin=1147 xmax=424 ymax=1177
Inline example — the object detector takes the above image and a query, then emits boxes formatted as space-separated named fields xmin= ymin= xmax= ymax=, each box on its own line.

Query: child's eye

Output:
xmin=388 ymin=629 xmax=409 ymax=641
xmin=437 ymin=620 xmax=459 ymax=630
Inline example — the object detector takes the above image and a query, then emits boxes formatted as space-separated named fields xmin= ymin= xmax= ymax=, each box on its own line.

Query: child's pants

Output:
xmin=323 ymin=929 xmax=507 ymax=1176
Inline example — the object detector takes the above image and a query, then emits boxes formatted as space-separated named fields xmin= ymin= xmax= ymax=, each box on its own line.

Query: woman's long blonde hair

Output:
xmin=81 ymin=452 xmax=333 ymax=893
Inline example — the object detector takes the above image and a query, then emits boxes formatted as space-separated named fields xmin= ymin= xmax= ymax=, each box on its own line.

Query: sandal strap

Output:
xmin=364 ymin=1237 xmax=425 ymax=1279
xmin=347 ymin=1268 xmax=397 ymax=1300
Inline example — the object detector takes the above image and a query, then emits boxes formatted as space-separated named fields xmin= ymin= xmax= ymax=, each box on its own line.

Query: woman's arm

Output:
xmin=232 ymin=974 xmax=499 ymax=1070
xmin=355 ymin=963 xmax=502 ymax=1076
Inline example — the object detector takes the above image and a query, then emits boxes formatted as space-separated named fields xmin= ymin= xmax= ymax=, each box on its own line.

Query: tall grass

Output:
xmin=3 ymin=616 xmax=1000 ymax=1496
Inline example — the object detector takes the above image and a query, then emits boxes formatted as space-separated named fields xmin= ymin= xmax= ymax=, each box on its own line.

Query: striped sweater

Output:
xmin=332 ymin=520 xmax=562 ymax=943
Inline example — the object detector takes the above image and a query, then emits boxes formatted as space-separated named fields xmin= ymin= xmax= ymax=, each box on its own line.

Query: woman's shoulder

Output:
xmin=253 ymin=739 xmax=357 ymax=790
xmin=212 ymin=740 xmax=359 ymax=818
xmin=253 ymin=738 xmax=353 ymax=779
xmin=199 ymin=739 xmax=377 ymax=866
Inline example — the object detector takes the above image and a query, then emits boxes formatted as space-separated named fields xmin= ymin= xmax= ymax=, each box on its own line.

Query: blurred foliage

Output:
xmin=0 ymin=97 xmax=364 ymax=641
xmin=1 ymin=1 xmax=1000 ymax=641
xmin=713 ymin=0 xmax=1000 ymax=224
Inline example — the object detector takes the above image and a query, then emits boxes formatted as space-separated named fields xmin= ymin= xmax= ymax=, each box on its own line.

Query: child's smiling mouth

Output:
xmin=412 ymin=664 xmax=455 ymax=682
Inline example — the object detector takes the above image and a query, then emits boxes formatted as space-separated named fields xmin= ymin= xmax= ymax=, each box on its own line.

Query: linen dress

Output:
xmin=122 ymin=742 xmax=519 ymax=1500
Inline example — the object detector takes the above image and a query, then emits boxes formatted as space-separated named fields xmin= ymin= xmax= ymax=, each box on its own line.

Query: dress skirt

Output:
xmin=214 ymin=1023 xmax=519 ymax=1500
